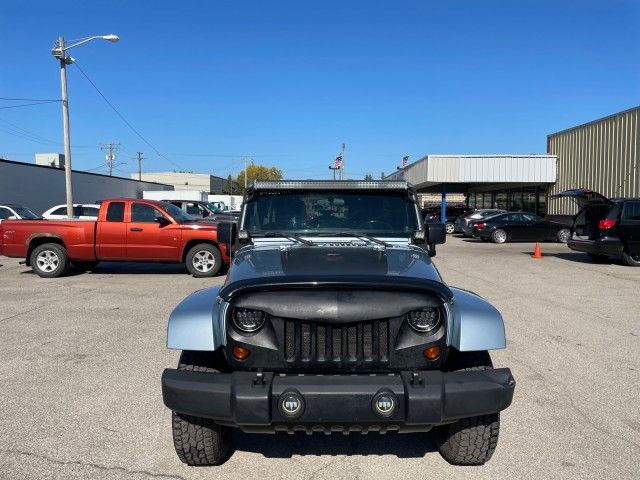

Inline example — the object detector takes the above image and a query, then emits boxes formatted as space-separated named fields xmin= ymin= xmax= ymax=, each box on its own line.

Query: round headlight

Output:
xmin=407 ymin=308 xmax=441 ymax=333
xmin=233 ymin=308 xmax=266 ymax=333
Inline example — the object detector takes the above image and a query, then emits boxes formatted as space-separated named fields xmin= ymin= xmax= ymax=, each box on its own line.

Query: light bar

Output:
xmin=251 ymin=180 xmax=410 ymax=190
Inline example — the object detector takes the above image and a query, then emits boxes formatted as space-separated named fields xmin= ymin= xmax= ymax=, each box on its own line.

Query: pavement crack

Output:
xmin=0 ymin=305 xmax=43 ymax=323
xmin=0 ymin=449 xmax=189 ymax=480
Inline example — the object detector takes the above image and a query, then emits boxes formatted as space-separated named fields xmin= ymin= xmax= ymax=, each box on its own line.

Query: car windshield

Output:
xmin=158 ymin=202 xmax=193 ymax=223
xmin=243 ymin=191 xmax=420 ymax=236
xmin=12 ymin=206 xmax=39 ymax=219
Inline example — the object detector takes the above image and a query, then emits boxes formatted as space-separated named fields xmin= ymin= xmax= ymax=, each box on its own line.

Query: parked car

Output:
xmin=164 ymin=200 xmax=239 ymax=222
xmin=42 ymin=203 xmax=101 ymax=220
xmin=422 ymin=206 xmax=471 ymax=234
xmin=0 ymin=199 xmax=234 ymax=277
xmin=455 ymin=209 xmax=506 ymax=237
xmin=471 ymin=212 xmax=570 ymax=244
xmin=0 ymin=203 xmax=39 ymax=223
xmin=161 ymin=180 xmax=515 ymax=467
xmin=552 ymin=188 xmax=640 ymax=266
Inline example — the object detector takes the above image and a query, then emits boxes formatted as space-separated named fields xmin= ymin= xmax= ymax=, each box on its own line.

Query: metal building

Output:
xmin=547 ymin=106 xmax=640 ymax=218
xmin=0 ymin=158 xmax=173 ymax=215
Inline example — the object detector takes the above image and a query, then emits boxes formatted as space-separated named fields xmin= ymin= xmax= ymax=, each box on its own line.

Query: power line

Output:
xmin=0 ymin=97 xmax=61 ymax=102
xmin=0 ymin=101 xmax=59 ymax=110
xmin=73 ymin=60 xmax=183 ymax=170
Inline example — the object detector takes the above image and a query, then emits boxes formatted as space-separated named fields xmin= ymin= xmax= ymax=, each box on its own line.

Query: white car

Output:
xmin=42 ymin=204 xmax=100 ymax=220
xmin=0 ymin=204 xmax=40 ymax=223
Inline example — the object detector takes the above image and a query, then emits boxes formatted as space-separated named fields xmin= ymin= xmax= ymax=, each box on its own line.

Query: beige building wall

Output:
xmin=134 ymin=172 xmax=212 ymax=192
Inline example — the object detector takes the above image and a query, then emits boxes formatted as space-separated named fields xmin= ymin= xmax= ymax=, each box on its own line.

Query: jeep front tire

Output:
xmin=171 ymin=351 xmax=232 ymax=465
xmin=436 ymin=351 xmax=500 ymax=465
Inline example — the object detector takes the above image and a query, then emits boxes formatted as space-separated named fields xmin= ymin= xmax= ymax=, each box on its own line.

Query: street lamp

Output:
xmin=51 ymin=34 xmax=119 ymax=218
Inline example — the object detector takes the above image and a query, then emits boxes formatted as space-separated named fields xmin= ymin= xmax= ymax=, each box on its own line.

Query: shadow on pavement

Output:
xmin=233 ymin=431 xmax=437 ymax=458
xmin=541 ymin=252 xmax=620 ymax=265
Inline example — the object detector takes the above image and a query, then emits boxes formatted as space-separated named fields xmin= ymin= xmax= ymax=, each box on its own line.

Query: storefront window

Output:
xmin=509 ymin=190 xmax=523 ymax=211
xmin=495 ymin=192 xmax=507 ymax=210
xmin=522 ymin=189 xmax=536 ymax=214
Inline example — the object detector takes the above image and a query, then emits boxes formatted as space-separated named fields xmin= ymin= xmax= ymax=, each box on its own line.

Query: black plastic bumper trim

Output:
xmin=162 ymin=368 xmax=515 ymax=429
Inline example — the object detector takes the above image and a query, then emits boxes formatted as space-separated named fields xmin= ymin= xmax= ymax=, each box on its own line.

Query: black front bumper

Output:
xmin=162 ymin=368 xmax=516 ymax=433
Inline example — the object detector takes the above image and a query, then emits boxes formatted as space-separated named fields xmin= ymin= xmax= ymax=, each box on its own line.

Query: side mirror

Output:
xmin=425 ymin=223 xmax=446 ymax=257
xmin=155 ymin=216 xmax=171 ymax=226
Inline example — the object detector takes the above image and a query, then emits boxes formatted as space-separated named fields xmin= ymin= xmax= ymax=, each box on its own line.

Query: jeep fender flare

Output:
xmin=447 ymin=287 xmax=506 ymax=351
xmin=167 ymin=287 xmax=227 ymax=351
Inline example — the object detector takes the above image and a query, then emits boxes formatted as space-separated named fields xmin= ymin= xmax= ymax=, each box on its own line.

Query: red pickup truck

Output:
xmin=0 ymin=198 xmax=234 ymax=278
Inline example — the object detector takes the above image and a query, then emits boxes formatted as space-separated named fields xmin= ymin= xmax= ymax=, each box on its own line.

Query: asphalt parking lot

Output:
xmin=1 ymin=236 xmax=639 ymax=480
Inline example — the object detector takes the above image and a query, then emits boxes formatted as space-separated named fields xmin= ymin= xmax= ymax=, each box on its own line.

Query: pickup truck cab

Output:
xmin=0 ymin=199 xmax=234 ymax=278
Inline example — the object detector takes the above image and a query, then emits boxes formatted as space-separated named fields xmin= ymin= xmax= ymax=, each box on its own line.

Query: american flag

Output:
xmin=401 ymin=156 xmax=409 ymax=168
xmin=335 ymin=155 xmax=343 ymax=169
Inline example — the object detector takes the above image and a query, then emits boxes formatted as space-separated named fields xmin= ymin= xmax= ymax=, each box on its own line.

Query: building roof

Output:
xmin=547 ymin=106 xmax=640 ymax=138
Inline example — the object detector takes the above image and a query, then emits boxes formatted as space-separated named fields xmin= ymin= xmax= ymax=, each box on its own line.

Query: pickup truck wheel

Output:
xmin=436 ymin=351 xmax=500 ymax=466
xmin=30 ymin=243 xmax=69 ymax=278
xmin=71 ymin=260 xmax=100 ymax=271
xmin=621 ymin=250 xmax=640 ymax=267
xmin=185 ymin=243 xmax=222 ymax=277
xmin=172 ymin=351 xmax=232 ymax=466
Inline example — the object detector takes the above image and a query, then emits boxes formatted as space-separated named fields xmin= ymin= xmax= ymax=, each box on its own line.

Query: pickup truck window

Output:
xmin=106 ymin=202 xmax=125 ymax=222
xmin=131 ymin=203 xmax=167 ymax=223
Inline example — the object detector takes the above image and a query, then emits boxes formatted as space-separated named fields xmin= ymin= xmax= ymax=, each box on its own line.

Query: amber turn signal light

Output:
xmin=232 ymin=346 xmax=250 ymax=360
xmin=423 ymin=346 xmax=441 ymax=360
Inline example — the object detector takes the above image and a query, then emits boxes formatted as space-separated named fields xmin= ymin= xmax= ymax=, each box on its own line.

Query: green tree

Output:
xmin=236 ymin=163 xmax=283 ymax=190
xmin=364 ymin=174 xmax=373 ymax=181
xmin=221 ymin=175 xmax=237 ymax=194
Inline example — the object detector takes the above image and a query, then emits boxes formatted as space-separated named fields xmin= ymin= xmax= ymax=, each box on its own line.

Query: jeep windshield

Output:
xmin=242 ymin=191 xmax=420 ymax=237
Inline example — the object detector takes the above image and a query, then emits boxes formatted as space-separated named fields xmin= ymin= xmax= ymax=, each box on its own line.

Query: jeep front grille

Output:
xmin=284 ymin=319 xmax=389 ymax=364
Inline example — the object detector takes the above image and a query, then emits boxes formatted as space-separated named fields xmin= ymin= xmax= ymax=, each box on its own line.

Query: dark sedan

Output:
xmin=471 ymin=212 xmax=570 ymax=244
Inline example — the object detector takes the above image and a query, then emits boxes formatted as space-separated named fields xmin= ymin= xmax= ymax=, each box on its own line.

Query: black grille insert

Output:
xmin=284 ymin=319 xmax=389 ymax=364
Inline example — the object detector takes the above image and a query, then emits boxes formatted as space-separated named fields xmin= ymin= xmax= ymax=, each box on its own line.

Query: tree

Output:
xmin=364 ymin=174 xmax=374 ymax=181
xmin=236 ymin=163 xmax=283 ymax=190
xmin=221 ymin=175 xmax=238 ymax=195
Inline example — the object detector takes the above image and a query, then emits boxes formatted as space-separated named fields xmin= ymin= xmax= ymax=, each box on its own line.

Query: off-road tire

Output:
xmin=172 ymin=351 xmax=232 ymax=466
xmin=491 ymin=229 xmax=507 ymax=244
xmin=185 ymin=243 xmax=222 ymax=277
xmin=445 ymin=222 xmax=455 ymax=234
xmin=621 ymin=250 xmax=640 ymax=267
xmin=71 ymin=260 xmax=100 ymax=271
xmin=437 ymin=351 xmax=500 ymax=466
xmin=30 ymin=243 xmax=69 ymax=278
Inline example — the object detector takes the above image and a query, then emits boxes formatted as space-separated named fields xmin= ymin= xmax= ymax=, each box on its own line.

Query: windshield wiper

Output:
xmin=317 ymin=232 xmax=390 ymax=247
xmin=262 ymin=232 xmax=316 ymax=246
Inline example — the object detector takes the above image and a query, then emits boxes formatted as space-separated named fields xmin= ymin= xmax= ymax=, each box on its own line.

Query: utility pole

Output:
xmin=56 ymin=36 xmax=74 ymax=219
xmin=101 ymin=142 xmax=120 ymax=176
xmin=242 ymin=156 xmax=252 ymax=188
xmin=340 ymin=143 xmax=346 ymax=180
xmin=134 ymin=151 xmax=145 ymax=181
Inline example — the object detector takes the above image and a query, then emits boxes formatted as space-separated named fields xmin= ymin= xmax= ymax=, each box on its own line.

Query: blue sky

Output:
xmin=1 ymin=0 xmax=638 ymax=180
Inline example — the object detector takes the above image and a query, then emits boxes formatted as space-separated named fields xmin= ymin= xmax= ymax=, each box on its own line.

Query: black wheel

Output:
xmin=71 ymin=260 xmax=100 ymax=271
xmin=587 ymin=253 xmax=609 ymax=262
xmin=172 ymin=351 xmax=232 ymax=466
xmin=185 ymin=243 xmax=222 ymax=277
xmin=436 ymin=351 xmax=500 ymax=466
xmin=491 ymin=229 xmax=507 ymax=244
xmin=621 ymin=250 xmax=640 ymax=267
xmin=445 ymin=222 xmax=455 ymax=234
xmin=30 ymin=243 xmax=69 ymax=278
xmin=556 ymin=228 xmax=570 ymax=243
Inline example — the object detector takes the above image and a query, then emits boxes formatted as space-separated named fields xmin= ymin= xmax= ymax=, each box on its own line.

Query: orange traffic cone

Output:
xmin=531 ymin=242 xmax=543 ymax=259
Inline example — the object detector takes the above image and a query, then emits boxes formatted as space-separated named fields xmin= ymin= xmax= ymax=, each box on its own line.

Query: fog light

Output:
xmin=279 ymin=392 xmax=304 ymax=417
xmin=372 ymin=392 xmax=397 ymax=417
xmin=232 ymin=346 xmax=250 ymax=360
xmin=423 ymin=346 xmax=441 ymax=360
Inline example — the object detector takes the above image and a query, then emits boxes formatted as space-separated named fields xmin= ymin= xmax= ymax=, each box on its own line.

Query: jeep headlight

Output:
xmin=406 ymin=307 xmax=441 ymax=333
xmin=232 ymin=308 xmax=266 ymax=333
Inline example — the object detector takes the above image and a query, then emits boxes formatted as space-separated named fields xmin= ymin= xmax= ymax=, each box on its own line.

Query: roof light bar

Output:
xmin=251 ymin=180 xmax=410 ymax=190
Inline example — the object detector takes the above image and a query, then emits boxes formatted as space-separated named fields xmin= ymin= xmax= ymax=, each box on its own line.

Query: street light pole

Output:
xmin=52 ymin=33 xmax=120 ymax=218
xmin=57 ymin=36 xmax=74 ymax=219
